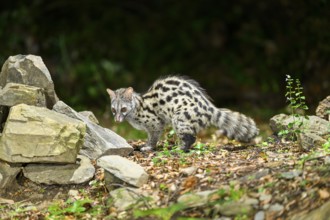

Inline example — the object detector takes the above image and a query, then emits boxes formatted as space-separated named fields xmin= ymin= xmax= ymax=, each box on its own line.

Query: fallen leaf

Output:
xmin=182 ymin=176 xmax=198 ymax=190
xmin=318 ymin=189 xmax=330 ymax=199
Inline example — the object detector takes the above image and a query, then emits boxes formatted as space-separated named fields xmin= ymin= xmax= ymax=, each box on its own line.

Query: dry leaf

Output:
xmin=318 ymin=189 xmax=330 ymax=199
xmin=182 ymin=176 xmax=198 ymax=189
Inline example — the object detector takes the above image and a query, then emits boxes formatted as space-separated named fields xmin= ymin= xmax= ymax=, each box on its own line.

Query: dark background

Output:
xmin=1 ymin=0 xmax=329 ymax=119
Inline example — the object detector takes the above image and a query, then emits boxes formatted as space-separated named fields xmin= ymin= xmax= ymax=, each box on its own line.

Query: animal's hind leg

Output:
xmin=172 ymin=119 xmax=196 ymax=152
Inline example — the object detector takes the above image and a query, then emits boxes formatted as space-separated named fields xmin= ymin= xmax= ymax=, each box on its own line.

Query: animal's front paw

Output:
xmin=140 ymin=146 xmax=154 ymax=152
xmin=180 ymin=146 xmax=190 ymax=153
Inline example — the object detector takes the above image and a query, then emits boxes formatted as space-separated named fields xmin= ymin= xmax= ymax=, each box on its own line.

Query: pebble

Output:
xmin=280 ymin=170 xmax=302 ymax=179
xmin=269 ymin=203 xmax=284 ymax=212
xmin=180 ymin=166 xmax=197 ymax=176
xmin=254 ymin=211 xmax=265 ymax=220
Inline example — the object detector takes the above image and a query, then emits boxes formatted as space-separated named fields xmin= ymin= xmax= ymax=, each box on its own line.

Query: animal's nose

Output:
xmin=115 ymin=115 xmax=123 ymax=122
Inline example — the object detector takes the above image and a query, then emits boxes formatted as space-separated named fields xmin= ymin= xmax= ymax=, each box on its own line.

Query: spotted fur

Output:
xmin=107 ymin=76 xmax=259 ymax=151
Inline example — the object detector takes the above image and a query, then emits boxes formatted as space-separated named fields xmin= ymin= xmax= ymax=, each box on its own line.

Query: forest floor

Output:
xmin=1 ymin=126 xmax=330 ymax=220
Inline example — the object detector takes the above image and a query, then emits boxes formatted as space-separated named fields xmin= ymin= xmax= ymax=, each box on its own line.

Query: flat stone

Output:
xmin=240 ymin=169 xmax=270 ymax=182
xmin=177 ymin=190 xmax=218 ymax=208
xmin=270 ymin=114 xmax=329 ymax=136
xmin=0 ymin=55 xmax=58 ymax=108
xmin=280 ymin=170 xmax=302 ymax=179
xmin=254 ymin=211 xmax=265 ymax=220
xmin=180 ymin=166 xmax=197 ymax=176
xmin=0 ymin=104 xmax=86 ymax=163
xmin=110 ymin=187 xmax=145 ymax=211
xmin=0 ymin=83 xmax=46 ymax=107
xmin=0 ymin=160 xmax=21 ymax=189
xmin=23 ymin=155 xmax=95 ymax=185
xmin=268 ymin=203 xmax=284 ymax=212
xmin=53 ymin=101 xmax=132 ymax=159
xmin=97 ymin=155 xmax=148 ymax=187
xmin=269 ymin=114 xmax=329 ymax=150
xmin=215 ymin=200 xmax=254 ymax=216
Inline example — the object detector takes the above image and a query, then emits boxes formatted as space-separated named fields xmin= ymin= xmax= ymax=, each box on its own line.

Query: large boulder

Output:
xmin=0 ymin=83 xmax=46 ymax=107
xmin=97 ymin=155 xmax=149 ymax=187
xmin=23 ymin=155 xmax=95 ymax=185
xmin=270 ymin=114 xmax=330 ymax=150
xmin=53 ymin=101 xmax=133 ymax=159
xmin=0 ymin=55 xmax=58 ymax=108
xmin=0 ymin=104 xmax=86 ymax=163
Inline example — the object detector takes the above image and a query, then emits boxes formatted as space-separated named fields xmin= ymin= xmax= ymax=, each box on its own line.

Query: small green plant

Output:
xmin=214 ymin=185 xmax=245 ymax=204
xmin=159 ymin=183 xmax=168 ymax=192
xmin=258 ymin=137 xmax=276 ymax=147
xmin=234 ymin=214 xmax=250 ymax=220
xmin=279 ymin=75 xmax=309 ymax=142
xmin=192 ymin=142 xmax=208 ymax=153
xmin=322 ymin=138 xmax=330 ymax=153
xmin=134 ymin=203 xmax=186 ymax=220
xmin=47 ymin=199 xmax=93 ymax=219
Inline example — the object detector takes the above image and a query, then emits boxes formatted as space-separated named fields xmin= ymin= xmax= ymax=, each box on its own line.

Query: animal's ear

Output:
xmin=123 ymin=87 xmax=134 ymax=99
xmin=106 ymin=88 xmax=116 ymax=100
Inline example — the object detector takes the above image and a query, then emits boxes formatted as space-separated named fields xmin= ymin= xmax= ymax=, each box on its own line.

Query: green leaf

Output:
xmin=134 ymin=203 xmax=186 ymax=220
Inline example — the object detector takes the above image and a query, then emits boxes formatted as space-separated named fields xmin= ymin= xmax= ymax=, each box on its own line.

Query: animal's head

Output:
xmin=106 ymin=87 xmax=134 ymax=122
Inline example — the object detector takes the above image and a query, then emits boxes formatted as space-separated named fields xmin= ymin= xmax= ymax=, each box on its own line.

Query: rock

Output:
xmin=240 ymin=169 xmax=270 ymax=182
xmin=0 ymin=104 xmax=86 ymax=163
xmin=280 ymin=170 xmax=302 ymax=179
xmin=23 ymin=155 xmax=95 ymax=185
xmin=70 ymin=155 xmax=96 ymax=183
xmin=241 ymin=196 xmax=259 ymax=206
xmin=180 ymin=166 xmax=197 ymax=176
xmin=316 ymin=96 xmax=330 ymax=120
xmin=0 ymin=55 xmax=58 ymax=108
xmin=110 ymin=187 xmax=148 ymax=211
xmin=97 ymin=155 xmax=148 ymax=187
xmin=177 ymin=190 xmax=217 ymax=208
xmin=110 ymin=188 xmax=141 ymax=211
xmin=324 ymin=156 xmax=330 ymax=164
xmin=0 ymin=160 xmax=21 ymax=189
xmin=268 ymin=203 xmax=284 ymax=212
xmin=0 ymin=83 xmax=46 ymax=107
xmin=68 ymin=189 xmax=80 ymax=200
xmin=53 ymin=101 xmax=132 ymax=159
xmin=254 ymin=211 xmax=265 ymax=220
xmin=269 ymin=114 xmax=330 ymax=150
xmin=79 ymin=111 xmax=99 ymax=124
xmin=291 ymin=200 xmax=330 ymax=220
xmin=215 ymin=200 xmax=254 ymax=216
xmin=259 ymin=193 xmax=272 ymax=204
xmin=104 ymin=171 xmax=125 ymax=191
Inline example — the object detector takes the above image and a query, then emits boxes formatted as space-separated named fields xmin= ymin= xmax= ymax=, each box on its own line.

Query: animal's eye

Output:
xmin=111 ymin=108 xmax=116 ymax=114
xmin=121 ymin=107 xmax=127 ymax=113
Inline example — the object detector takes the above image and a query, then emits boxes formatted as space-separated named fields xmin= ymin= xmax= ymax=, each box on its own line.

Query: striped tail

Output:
xmin=212 ymin=108 xmax=259 ymax=142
